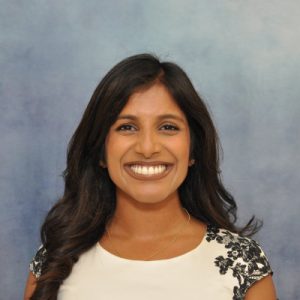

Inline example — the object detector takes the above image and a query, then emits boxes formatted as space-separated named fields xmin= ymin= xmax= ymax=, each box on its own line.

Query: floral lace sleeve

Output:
xmin=29 ymin=245 xmax=47 ymax=278
xmin=206 ymin=225 xmax=273 ymax=299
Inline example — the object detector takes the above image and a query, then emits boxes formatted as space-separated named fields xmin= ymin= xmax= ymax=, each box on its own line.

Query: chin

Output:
xmin=130 ymin=190 xmax=177 ymax=206
xmin=116 ymin=185 xmax=179 ymax=205
xmin=134 ymin=197 xmax=166 ymax=205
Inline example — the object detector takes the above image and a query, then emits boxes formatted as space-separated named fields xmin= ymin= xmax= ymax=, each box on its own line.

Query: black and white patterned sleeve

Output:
xmin=237 ymin=238 xmax=273 ymax=296
xmin=29 ymin=245 xmax=47 ymax=278
xmin=206 ymin=226 xmax=273 ymax=299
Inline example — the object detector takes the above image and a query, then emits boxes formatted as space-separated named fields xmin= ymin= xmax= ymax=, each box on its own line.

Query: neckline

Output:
xmin=97 ymin=224 xmax=210 ymax=264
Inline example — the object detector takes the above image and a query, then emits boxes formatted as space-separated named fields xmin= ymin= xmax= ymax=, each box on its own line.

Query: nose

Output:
xmin=134 ymin=130 xmax=161 ymax=158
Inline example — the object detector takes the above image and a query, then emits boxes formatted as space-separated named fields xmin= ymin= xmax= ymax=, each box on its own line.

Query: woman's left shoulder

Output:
xmin=205 ymin=225 xmax=273 ymax=298
xmin=206 ymin=224 xmax=267 ymax=248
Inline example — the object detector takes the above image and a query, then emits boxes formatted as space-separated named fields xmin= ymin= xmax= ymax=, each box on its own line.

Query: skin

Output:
xmin=24 ymin=82 xmax=277 ymax=299
xmin=100 ymin=83 xmax=206 ymax=260
xmin=102 ymin=83 xmax=194 ymax=239
xmin=100 ymin=82 xmax=277 ymax=298
xmin=23 ymin=272 xmax=36 ymax=300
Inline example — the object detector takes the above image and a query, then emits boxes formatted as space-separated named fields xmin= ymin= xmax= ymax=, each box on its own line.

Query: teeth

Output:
xmin=130 ymin=165 xmax=167 ymax=175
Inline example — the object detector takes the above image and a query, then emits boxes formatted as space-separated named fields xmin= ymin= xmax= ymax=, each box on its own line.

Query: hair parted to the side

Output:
xmin=31 ymin=53 xmax=261 ymax=299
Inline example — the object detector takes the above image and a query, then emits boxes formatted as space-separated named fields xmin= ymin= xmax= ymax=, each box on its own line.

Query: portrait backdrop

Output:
xmin=1 ymin=1 xmax=299 ymax=299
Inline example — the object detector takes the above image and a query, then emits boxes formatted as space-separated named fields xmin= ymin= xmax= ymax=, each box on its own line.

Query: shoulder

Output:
xmin=29 ymin=244 xmax=47 ymax=278
xmin=205 ymin=225 xmax=273 ymax=298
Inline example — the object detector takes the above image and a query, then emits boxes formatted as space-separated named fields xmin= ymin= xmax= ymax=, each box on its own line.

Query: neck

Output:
xmin=107 ymin=190 xmax=188 ymax=241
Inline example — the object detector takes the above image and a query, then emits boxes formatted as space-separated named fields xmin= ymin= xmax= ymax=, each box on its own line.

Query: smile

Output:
xmin=124 ymin=163 xmax=173 ymax=180
xmin=131 ymin=165 xmax=166 ymax=175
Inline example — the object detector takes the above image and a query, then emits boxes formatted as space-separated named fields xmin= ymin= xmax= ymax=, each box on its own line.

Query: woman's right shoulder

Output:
xmin=29 ymin=244 xmax=47 ymax=278
xmin=24 ymin=245 xmax=46 ymax=300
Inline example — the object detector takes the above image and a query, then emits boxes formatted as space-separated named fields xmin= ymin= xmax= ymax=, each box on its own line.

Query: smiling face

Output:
xmin=104 ymin=83 xmax=191 ymax=206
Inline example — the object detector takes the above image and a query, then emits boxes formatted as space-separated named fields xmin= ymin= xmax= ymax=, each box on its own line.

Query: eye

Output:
xmin=116 ymin=124 xmax=136 ymax=131
xmin=160 ymin=124 xmax=179 ymax=131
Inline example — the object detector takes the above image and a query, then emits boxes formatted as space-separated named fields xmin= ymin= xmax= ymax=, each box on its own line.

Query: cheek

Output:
xmin=170 ymin=135 xmax=191 ymax=160
xmin=105 ymin=132 xmax=120 ymax=156
xmin=105 ymin=135 xmax=131 ymax=165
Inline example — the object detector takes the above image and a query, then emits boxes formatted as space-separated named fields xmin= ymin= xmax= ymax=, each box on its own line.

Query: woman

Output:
xmin=24 ymin=53 xmax=277 ymax=299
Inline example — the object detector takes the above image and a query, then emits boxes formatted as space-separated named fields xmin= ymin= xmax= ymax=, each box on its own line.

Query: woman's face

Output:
xmin=104 ymin=83 xmax=191 ymax=205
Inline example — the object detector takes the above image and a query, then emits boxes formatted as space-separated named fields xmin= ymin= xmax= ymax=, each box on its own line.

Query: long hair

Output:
xmin=31 ymin=53 xmax=260 ymax=299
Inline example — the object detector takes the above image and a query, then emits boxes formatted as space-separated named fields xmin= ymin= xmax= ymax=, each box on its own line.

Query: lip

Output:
xmin=125 ymin=161 xmax=173 ymax=166
xmin=124 ymin=162 xmax=173 ymax=181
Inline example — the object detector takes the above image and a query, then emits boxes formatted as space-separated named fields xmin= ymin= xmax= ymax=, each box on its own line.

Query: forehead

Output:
xmin=119 ymin=83 xmax=186 ymax=120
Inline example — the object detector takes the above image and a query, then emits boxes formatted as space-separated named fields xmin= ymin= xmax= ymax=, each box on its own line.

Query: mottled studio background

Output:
xmin=1 ymin=1 xmax=299 ymax=299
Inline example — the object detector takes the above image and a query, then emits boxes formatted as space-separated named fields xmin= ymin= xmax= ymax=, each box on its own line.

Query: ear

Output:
xmin=188 ymin=159 xmax=195 ymax=167
xmin=99 ymin=160 xmax=107 ymax=168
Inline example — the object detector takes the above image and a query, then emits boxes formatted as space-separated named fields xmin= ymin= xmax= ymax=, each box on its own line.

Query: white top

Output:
xmin=30 ymin=225 xmax=272 ymax=300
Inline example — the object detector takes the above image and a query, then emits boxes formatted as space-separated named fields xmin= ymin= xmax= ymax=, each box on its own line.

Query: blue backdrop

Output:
xmin=1 ymin=1 xmax=299 ymax=299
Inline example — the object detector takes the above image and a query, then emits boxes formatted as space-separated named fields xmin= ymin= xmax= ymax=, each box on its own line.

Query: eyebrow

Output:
xmin=116 ymin=114 xmax=185 ymax=123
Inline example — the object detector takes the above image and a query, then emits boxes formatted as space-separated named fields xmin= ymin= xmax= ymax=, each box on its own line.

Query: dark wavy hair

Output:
xmin=31 ymin=53 xmax=260 ymax=299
